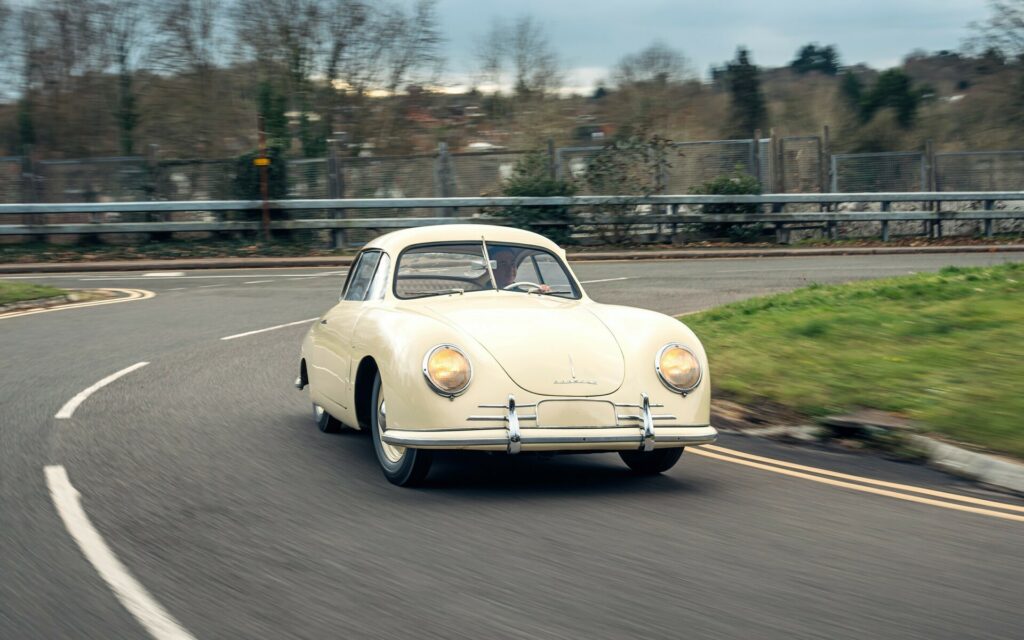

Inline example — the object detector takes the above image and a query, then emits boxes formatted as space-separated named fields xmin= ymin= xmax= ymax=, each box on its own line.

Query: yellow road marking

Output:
xmin=702 ymin=444 xmax=1024 ymax=514
xmin=0 ymin=288 xmax=155 ymax=320
xmin=690 ymin=448 xmax=1024 ymax=523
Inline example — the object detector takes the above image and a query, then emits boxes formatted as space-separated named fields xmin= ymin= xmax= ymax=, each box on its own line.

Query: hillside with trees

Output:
xmin=0 ymin=0 xmax=1022 ymax=160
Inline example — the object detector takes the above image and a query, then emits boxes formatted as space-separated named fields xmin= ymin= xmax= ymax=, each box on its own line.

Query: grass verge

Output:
xmin=0 ymin=280 xmax=66 ymax=305
xmin=684 ymin=262 xmax=1024 ymax=458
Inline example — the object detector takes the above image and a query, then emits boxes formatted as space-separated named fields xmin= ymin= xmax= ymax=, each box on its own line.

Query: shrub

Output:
xmin=499 ymin=152 xmax=577 ymax=244
xmin=689 ymin=170 xmax=763 ymax=240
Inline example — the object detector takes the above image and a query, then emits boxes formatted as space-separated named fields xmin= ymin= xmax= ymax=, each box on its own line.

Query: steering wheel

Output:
xmin=503 ymin=281 xmax=544 ymax=292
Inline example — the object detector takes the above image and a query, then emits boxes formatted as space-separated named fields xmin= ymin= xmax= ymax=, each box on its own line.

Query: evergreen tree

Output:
xmin=725 ymin=47 xmax=767 ymax=138
xmin=791 ymin=44 xmax=840 ymax=75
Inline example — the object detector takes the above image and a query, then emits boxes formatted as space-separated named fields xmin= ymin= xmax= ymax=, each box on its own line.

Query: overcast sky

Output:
xmin=434 ymin=0 xmax=992 ymax=92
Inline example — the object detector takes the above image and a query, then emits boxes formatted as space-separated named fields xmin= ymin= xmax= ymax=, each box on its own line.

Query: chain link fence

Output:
xmin=780 ymin=136 xmax=823 ymax=193
xmin=665 ymin=140 xmax=761 ymax=193
xmin=448 ymin=151 xmax=529 ymax=197
xmin=831 ymin=152 xmax=924 ymax=193
xmin=10 ymin=141 xmax=1024 ymax=211
xmin=0 ymin=157 xmax=24 ymax=203
xmin=936 ymin=151 xmax=1024 ymax=192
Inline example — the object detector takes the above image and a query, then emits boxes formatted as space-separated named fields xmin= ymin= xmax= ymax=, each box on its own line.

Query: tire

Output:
xmin=313 ymin=403 xmax=342 ymax=433
xmin=370 ymin=372 xmax=432 ymax=486
xmin=619 ymin=448 xmax=684 ymax=475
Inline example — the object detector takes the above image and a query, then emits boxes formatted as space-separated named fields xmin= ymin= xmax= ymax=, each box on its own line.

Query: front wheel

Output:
xmin=370 ymin=372 xmax=433 ymax=486
xmin=619 ymin=448 xmax=684 ymax=475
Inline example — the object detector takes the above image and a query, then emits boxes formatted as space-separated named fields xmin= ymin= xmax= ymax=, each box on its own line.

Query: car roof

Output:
xmin=362 ymin=224 xmax=566 ymax=256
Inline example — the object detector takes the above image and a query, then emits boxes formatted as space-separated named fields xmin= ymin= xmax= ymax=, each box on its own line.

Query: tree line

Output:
xmin=0 ymin=0 xmax=1022 ymax=160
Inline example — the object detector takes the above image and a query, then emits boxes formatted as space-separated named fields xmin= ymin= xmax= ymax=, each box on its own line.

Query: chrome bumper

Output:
xmin=381 ymin=392 xmax=716 ymax=454
xmin=381 ymin=425 xmax=718 ymax=453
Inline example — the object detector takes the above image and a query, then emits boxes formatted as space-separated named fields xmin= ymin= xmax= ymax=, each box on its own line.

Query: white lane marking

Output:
xmin=579 ymin=277 xmax=632 ymax=284
xmin=1 ymin=289 xmax=155 ymax=321
xmin=166 ymin=287 xmax=187 ymax=291
xmin=220 ymin=318 xmax=317 ymax=341
xmin=55 ymin=362 xmax=149 ymax=419
xmin=198 ymin=284 xmax=225 ymax=289
xmin=143 ymin=272 xmax=185 ymax=277
xmin=243 ymin=280 xmax=273 ymax=285
xmin=44 ymin=465 xmax=198 ymax=640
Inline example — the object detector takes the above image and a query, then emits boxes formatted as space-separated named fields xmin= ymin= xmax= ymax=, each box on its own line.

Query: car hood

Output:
xmin=422 ymin=296 xmax=624 ymax=396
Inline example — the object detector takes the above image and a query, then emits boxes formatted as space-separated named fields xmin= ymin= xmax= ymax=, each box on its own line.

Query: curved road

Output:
xmin=2 ymin=253 xmax=1023 ymax=639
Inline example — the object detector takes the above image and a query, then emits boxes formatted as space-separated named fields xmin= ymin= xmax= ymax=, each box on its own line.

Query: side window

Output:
xmin=343 ymin=251 xmax=382 ymax=301
xmin=365 ymin=253 xmax=391 ymax=300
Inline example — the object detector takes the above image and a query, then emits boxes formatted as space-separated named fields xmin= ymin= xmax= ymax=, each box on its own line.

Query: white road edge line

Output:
xmin=220 ymin=318 xmax=317 ymax=341
xmin=243 ymin=280 xmax=273 ymax=285
xmin=55 ymin=362 xmax=149 ymax=419
xmin=44 ymin=465 xmax=198 ymax=640
xmin=579 ymin=277 xmax=632 ymax=284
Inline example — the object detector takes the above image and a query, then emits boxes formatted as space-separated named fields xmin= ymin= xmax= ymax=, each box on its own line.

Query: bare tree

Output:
xmin=380 ymin=0 xmax=443 ymax=94
xmin=967 ymin=1 xmax=1024 ymax=59
xmin=152 ymin=0 xmax=226 ymax=154
xmin=613 ymin=41 xmax=693 ymax=88
xmin=610 ymin=41 xmax=695 ymax=135
xmin=477 ymin=15 xmax=560 ymax=97
xmin=103 ymin=0 xmax=150 ymax=154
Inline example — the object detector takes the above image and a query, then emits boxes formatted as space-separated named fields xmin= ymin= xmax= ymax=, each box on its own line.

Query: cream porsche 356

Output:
xmin=296 ymin=224 xmax=717 ymax=485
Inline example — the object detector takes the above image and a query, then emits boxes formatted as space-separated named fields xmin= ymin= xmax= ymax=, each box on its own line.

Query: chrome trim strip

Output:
xmin=640 ymin=393 xmax=656 ymax=452
xmin=507 ymin=394 xmax=521 ymax=454
xmin=380 ymin=428 xmax=718 ymax=449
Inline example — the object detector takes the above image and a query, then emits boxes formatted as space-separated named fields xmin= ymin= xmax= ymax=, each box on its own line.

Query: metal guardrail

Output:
xmin=1 ymin=192 xmax=1022 ymax=242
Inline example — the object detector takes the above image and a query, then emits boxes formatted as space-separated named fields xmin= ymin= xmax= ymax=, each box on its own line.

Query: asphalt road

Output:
xmin=2 ymin=252 xmax=1023 ymax=640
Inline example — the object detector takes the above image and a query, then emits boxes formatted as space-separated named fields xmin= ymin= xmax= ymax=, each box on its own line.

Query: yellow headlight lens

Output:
xmin=424 ymin=345 xmax=472 ymax=395
xmin=657 ymin=345 xmax=701 ymax=392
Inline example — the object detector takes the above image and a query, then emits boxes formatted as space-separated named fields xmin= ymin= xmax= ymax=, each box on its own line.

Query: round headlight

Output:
xmin=423 ymin=345 xmax=472 ymax=397
xmin=656 ymin=344 xmax=702 ymax=393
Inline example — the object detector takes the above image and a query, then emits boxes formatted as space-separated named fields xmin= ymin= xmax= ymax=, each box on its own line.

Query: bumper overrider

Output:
xmin=381 ymin=393 xmax=718 ymax=454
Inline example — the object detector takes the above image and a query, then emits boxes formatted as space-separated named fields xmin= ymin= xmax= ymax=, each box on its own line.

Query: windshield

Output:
xmin=394 ymin=241 xmax=580 ymax=300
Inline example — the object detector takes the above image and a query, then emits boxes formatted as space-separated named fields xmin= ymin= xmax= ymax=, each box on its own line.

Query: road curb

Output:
xmin=726 ymin=420 xmax=1024 ymax=497
xmin=911 ymin=436 xmax=1024 ymax=496
xmin=1 ymin=243 xmax=1023 ymax=274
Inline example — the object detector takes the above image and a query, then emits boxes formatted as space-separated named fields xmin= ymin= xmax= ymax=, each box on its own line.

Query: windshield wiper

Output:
xmin=407 ymin=288 xmax=466 ymax=299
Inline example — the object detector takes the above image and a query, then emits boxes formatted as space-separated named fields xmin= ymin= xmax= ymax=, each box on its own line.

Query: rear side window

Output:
xmin=343 ymin=251 xmax=382 ymax=301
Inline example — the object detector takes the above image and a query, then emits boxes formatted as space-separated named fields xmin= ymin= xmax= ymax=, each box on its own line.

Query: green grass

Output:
xmin=684 ymin=263 xmax=1024 ymax=458
xmin=0 ymin=280 xmax=66 ymax=305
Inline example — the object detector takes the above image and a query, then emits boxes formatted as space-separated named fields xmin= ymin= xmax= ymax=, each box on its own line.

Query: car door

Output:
xmin=312 ymin=250 xmax=384 ymax=407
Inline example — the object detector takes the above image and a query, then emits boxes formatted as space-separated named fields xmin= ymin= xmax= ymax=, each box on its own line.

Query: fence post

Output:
xmin=880 ymin=201 xmax=890 ymax=242
xmin=751 ymin=129 xmax=761 ymax=188
xmin=436 ymin=142 xmax=455 ymax=216
xmin=925 ymin=139 xmax=936 ymax=212
xmin=328 ymin=138 xmax=346 ymax=249
xmin=146 ymin=144 xmax=171 ymax=242
xmin=830 ymin=154 xmax=838 ymax=193
xmin=769 ymin=128 xmax=782 ymax=193
xmin=983 ymin=199 xmax=994 ymax=238
xmin=821 ymin=125 xmax=831 ymax=196
xmin=547 ymin=139 xmax=556 ymax=181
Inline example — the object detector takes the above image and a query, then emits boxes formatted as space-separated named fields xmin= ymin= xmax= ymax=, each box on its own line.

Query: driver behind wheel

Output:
xmin=492 ymin=248 xmax=518 ymax=288
xmin=491 ymin=248 xmax=550 ymax=292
